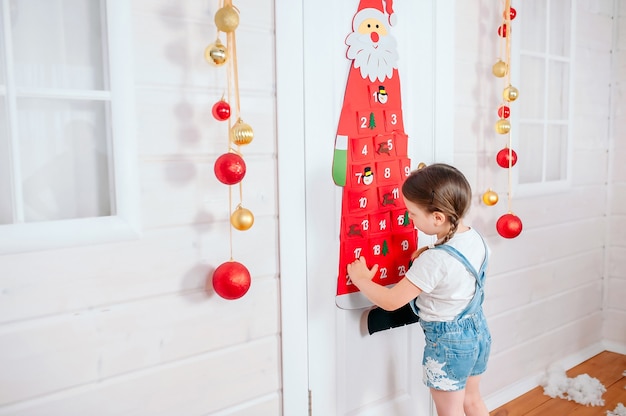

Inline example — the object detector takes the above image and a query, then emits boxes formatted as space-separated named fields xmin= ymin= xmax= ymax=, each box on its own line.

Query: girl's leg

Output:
xmin=463 ymin=375 xmax=489 ymax=416
xmin=430 ymin=388 xmax=465 ymax=416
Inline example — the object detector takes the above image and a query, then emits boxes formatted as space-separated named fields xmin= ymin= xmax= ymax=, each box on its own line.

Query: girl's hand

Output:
xmin=346 ymin=257 xmax=378 ymax=288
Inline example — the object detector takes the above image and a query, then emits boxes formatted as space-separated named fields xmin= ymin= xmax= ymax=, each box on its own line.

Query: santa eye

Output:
xmin=376 ymin=24 xmax=380 ymax=28
xmin=367 ymin=24 xmax=371 ymax=28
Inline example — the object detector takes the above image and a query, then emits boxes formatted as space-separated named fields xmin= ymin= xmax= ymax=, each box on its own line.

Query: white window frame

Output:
xmin=0 ymin=0 xmax=139 ymax=254
xmin=511 ymin=0 xmax=576 ymax=197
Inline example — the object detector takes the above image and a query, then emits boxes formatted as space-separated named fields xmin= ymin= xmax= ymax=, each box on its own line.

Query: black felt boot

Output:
xmin=367 ymin=303 xmax=420 ymax=335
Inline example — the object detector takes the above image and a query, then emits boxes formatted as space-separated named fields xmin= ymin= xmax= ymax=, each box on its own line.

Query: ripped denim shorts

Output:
xmin=419 ymin=311 xmax=491 ymax=391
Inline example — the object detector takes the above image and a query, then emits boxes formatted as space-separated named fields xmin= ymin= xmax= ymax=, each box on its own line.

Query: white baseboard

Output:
xmin=484 ymin=342 xmax=610 ymax=411
xmin=602 ymin=340 xmax=626 ymax=355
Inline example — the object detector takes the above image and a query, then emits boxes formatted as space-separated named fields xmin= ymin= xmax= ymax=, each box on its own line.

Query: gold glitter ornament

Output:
xmin=492 ymin=60 xmax=508 ymax=77
xmin=230 ymin=118 xmax=254 ymax=146
xmin=231 ymin=205 xmax=254 ymax=230
xmin=215 ymin=5 xmax=239 ymax=33
xmin=495 ymin=119 xmax=511 ymax=134
xmin=482 ymin=189 xmax=499 ymax=206
xmin=204 ymin=39 xmax=228 ymax=66
xmin=503 ymin=85 xmax=519 ymax=102
xmin=417 ymin=162 xmax=427 ymax=170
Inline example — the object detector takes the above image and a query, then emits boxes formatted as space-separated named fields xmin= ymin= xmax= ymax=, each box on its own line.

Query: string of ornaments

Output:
xmin=483 ymin=0 xmax=523 ymax=239
xmin=205 ymin=0 xmax=255 ymax=300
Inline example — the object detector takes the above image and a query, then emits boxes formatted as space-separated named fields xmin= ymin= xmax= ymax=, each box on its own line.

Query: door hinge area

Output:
xmin=308 ymin=389 xmax=312 ymax=416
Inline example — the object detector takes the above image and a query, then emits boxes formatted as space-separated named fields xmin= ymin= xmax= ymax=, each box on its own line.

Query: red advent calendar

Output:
xmin=332 ymin=0 xmax=417 ymax=309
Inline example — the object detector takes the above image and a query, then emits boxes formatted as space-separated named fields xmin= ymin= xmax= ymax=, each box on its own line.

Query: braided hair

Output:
xmin=401 ymin=163 xmax=472 ymax=248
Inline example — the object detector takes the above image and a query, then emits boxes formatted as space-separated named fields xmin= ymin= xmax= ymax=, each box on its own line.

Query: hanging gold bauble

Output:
xmin=492 ymin=60 xmax=508 ymax=77
xmin=231 ymin=206 xmax=254 ymax=230
xmin=417 ymin=162 xmax=427 ymax=170
xmin=503 ymin=85 xmax=519 ymax=102
xmin=482 ymin=189 xmax=499 ymax=206
xmin=215 ymin=5 xmax=240 ymax=33
xmin=495 ymin=119 xmax=511 ymax=134
xmin=231 ymin=118 xmax=254 ymax=146
xmin=204 ymin=39 xmax=228 ymax=66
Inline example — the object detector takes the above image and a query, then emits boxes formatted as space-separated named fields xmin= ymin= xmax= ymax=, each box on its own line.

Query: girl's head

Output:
xmin=401 ymin=163 xmax=472 ymax=244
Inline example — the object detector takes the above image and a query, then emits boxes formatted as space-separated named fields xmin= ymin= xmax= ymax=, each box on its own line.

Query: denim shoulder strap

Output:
xmin=431 ymin=234 xmax=489 ymax=319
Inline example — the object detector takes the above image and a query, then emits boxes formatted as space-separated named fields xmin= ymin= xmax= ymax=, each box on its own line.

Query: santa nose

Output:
xmin=370 ymin=32 xmax=379 ymax=43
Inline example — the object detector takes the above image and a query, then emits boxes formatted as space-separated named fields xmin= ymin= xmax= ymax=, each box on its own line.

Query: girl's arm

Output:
xmin=347 ymin=257 xmax=422 ymax=311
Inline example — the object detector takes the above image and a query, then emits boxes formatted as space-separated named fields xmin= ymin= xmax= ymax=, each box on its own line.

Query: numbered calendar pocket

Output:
xmin=350 ymin=162 xmax=377 ymax=189
xmin=368 ymin=235 xmax=394 ymax=283
xmin=338 ymin=239 xmax=368 ymax=295
xmin=345 ymin=187 xmax=377 ymax=214
xmin=368 ymin=211 xmax=391 ymax=235
xmin=392 ymin=230 xmax=417 ymax=259
xmin=342 ymin=214 xmax=370 ymax=239
xmin=373 ymin=135 xmax=396 ymax=158
xmin=383 ymin=109 xmax=404 ymax=132
xmin=399 ymin=157 xmax=412 ymax=179
xmin=375 ymin=159 xmax=401 ymax=184
xmin=391 ymin=208 xmax=414 ymax=232
xmin=377 ymin=185 xmax=402 ymax=210
xmin=349 ymin=136 xmax=374 ymax=163
xmin=357 ymin=109 xmax=384 ymax=135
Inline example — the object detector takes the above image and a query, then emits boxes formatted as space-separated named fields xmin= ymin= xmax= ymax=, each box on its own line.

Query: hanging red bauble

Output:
xmin=496 ymin=147 xmax=518 ymax=168
xmin=498 ymin=24 xmax=507 ymax=37
xmin=498 ymin=105 xmax=511 ymax=119
xmin=505 ymin=7 xmax=517 ymax=20
xmin=212 ymin=100 xmax=231 ymax=121
xmin=211 ymin=261 xmax=251 ymax=300
xmin=496 ymin=213 xmax=523 ymax=239
xmin=214 ymin=152 xmax=246 ymax=185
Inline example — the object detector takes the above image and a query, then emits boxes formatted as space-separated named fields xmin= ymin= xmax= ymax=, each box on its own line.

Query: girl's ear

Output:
xmin=432 ymin=211 xmax=446 ymax=225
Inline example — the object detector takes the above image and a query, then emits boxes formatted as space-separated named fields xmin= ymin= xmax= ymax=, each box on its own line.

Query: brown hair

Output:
xmin=401 ymin=163 xmax=472 ymax=246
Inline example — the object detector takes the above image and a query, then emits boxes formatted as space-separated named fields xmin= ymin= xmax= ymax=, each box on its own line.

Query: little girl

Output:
xmin=347 ymin=163 xmax=491 ymax=416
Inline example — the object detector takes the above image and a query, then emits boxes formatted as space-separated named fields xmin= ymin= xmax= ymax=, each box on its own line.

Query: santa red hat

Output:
xmin=352 ymin=0 xmax=396 ymax=30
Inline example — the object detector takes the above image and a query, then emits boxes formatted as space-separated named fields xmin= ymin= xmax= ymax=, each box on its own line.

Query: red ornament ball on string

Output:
xmin=214 ymin=152 xmax=246 ymax=185
xmin=498 ymin=24 xmax=508 ymax=37
xmin=496 ymin=148 xmax=518 ymax=168
xmin=496 ymin=213 xmax=523 ymax=239
xmin=505 ymin=7 xmax=517 ymax=20
xmin=211 ymin=261 xmax=251 ymax=300
xmin=212 ymin=100 xmax=231 ymax=121
xmin=498 ymin=105 xmax=511 ymax=119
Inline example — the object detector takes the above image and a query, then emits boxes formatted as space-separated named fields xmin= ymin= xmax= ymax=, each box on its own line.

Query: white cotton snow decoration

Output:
xmin=539 ymin=364 xmax=606 ymax=406
xmin=607 ymin=403 xmax=626 ymax=416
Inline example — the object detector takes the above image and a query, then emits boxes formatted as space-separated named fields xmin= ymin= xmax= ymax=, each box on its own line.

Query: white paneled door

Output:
xmin=277 ymin=1 xmax=454 ymax=415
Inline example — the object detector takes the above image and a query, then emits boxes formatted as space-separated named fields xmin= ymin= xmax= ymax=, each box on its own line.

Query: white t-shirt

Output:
xmin=405 ymin=228 xmax=488 ymax=322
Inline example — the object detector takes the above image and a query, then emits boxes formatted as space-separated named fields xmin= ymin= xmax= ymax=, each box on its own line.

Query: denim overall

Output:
xmin=414 ymin=238 xmax=492 ymax=391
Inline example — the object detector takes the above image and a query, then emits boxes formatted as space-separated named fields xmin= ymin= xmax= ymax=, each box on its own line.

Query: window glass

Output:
xmin=515 ymin=0 xmax=572 ymax=190
xmin=547 ymin=60 xmax=569 ymax=120
xmin=519 ymin=55 xmax=545 ymax=119
xmin=18 ymin=98 xmax=111 ymax=222
xmin=518 ymin=123 xmax=544 ymax=184
xmin=520 ymin=1 xmax=546 ymax=52
xmin=549 ymin=0 xmax=571 ymax=56
xmin=11 ymin=0 xmax=105 ymax=90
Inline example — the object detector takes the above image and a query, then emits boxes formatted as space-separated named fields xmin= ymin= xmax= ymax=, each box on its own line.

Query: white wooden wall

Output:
xmin=0 ymin=0 xmax=624 ymax=415
xmin=0 ymin=1 xmax=281 ymax=415
xmin=452 ymin=0 xmax=626 ymax=408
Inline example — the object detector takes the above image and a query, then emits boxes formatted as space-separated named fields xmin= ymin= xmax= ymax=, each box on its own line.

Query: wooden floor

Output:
xmin=490 ymin=351 xmax=626 ymax=416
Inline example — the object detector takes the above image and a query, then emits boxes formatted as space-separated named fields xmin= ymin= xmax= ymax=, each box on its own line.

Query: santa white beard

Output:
xmin=346 ymin=31 xmax=399 ymax=82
